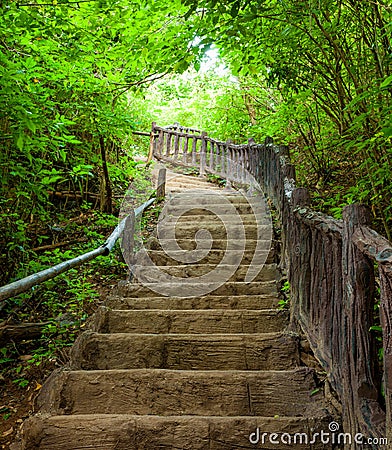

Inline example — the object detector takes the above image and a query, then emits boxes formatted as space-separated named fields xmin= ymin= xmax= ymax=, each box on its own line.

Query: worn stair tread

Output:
xmin=165 ymin=176 xmax=222 ymax=186
xmin=70 ymin=331 xmax=296 ymax=370
xmin=155 ymin=224 xmax=270 ymax=240
xmin=16 ymin=414 xmax=334 ymax=450
xmin=140 ymin=248 xmax=275 ymax=265
xmin=163 ymin=203 xmax=262 ymax=215
xmin=160 ymin=213 xmax=267 ymax=223
xmin=158 ymin=218 xmax=270 ymax=227
xmin=167 ymin=191 xmax=250 ymax=200
xmin=105 ymin=294 xmax=280 ymax=310
xmin=38 ymin=368 xmax=329 ymax=417
xmin=147 ymin=238 xmax=272 ymax=252
xmin=133 ymin=263 xmax=277 ymax=284
xmin=167 ymin=184 xmax=222 ymax=191
xmin=114 ymin=280 xmax=278 ymax=298
xmin=93 ymin=308 xmax=288 ymax=334
xmin=166 ymin=179 xmax=221 ymax=186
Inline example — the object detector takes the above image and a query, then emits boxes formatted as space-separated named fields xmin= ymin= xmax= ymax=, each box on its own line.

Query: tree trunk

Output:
xmin=99 ymin=136 xmax=113 ymax=214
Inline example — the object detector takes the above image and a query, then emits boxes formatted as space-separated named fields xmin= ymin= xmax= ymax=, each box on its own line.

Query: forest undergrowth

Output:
xmin=0 ymin=157 xmax=161 ymax=446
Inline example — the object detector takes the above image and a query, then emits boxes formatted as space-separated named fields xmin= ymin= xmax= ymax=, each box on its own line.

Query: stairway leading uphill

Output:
xmin=13 ymin=171 xmax=335 ymax=449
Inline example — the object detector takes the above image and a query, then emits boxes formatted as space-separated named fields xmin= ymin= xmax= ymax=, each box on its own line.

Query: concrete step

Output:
xmin=133 ymin=263 xmax=277 ymax=283
xmin=168 ymin=188 xmax=224 ymax=194
xmin=160 ymin=213 xmax=266 ymax=225
xmin=155 ymin=223 xmax=270 ymax=240
xmin=16 ymin=414 xmax=334 ymax=450
xmin=114 ymin=280 xmax=278 ymax=298
xmin=167 ymin=180 xmax=220 ymax=187
xmin=166 ymin=192 xmax=258 ymax=204
xmin=93 ymin=308 xmax=288 ymax=334
xmin=105 ymin=294 xmax=280 ymax=310
xmin=37 ymin=368 xmax=329 ymax=418
xmin=167 ymin=192 xmax=265 ymax=207
xmin=147 ymin=237 xmax=272 ymax=251
xmin=70 ymin=331 xmax=296 ymax=370
xmin=163 ymin=203 xmax=260 ymax=216
xmin=139 ymin=248 xmax=275 ymax=266
xmin=165 ymin=180 xmax=222 ymax=190
xmin=165 ymin=175 xmax=221 ymax=186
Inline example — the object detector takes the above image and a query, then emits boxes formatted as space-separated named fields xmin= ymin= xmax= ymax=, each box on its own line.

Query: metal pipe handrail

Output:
xmin=0 ymin=197 xmax=156 ymax=302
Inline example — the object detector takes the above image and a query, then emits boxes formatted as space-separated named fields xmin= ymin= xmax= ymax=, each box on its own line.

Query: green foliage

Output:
xmin=278 ymin=280 xmax=290 ymax=309
xmin=145 ymin=67 xmax=262 ymax=143
xmin=179 ymin=0 xmax=392 ymax=237
xmin=206 ymin=173 xmax=226 ymax=186
xmin=0 ymin=0 xmax=207 ymax=284
xmin=0 ymin=210 xmax=128 ymax=381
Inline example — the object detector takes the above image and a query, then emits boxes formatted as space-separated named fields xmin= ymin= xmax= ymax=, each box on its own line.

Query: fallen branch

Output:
xmin=32 ymin=238 xmax=88 ymax=253
xmin=0 ymin=321 xmax=51 ymax=345
xmin=48 ymin=190 xmax=124 ymax=200
xmin=48 ymin=190 xmax=99 ymax=200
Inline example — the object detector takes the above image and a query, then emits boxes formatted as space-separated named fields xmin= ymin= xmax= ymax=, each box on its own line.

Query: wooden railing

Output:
xmin=152 ymin=122 xmax=392 ymax=447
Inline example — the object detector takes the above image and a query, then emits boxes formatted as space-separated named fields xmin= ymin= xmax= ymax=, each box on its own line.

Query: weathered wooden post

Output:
xmin=191 ymin=136 xmax=197 ymax=165
xmin=247 ymin=138 xmax=256 ymax=183
xmin=289 ymin=188 xmax=311 ymax=330
xmin=226 ymin=140 xmax=232 ymax=183
xmin=182 ymin=136 xmax=189 ymax=164
xmin=209 ymin=140 xmax=215 ymax=171
xmin=174 ymin=132 xmax=180 ymax=159
xmin=147 ymin=122 xmax=156 ymax=163
xmin=157 ymin=128 xmax=164 ymax=157
xmin=199 ymin=131 xmax=207 ymax=177
xmin=156 ymin=167 xmax=166 ymax=200
xmin=165 ymin=132 xmax=172 ymax=156
xmin=379 ymin=255 xmax=392 ymax=444
xmin=120 ymin=210 xmax=136 ymax=280
xmin=342 ymin=204 xmax=381 ymax=441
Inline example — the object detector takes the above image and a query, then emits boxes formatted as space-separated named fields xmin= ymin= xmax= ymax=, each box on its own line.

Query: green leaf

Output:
xmin=380 ymin=74 xmax=392 ymax=89
xmin=382 ymin=127 xmax=392 ymax=137
xmin=16 ymin=134 xmax=24 ymax=151
xmin=26 ymin=120 xmax=37 ymax=134
xmin=58 ymin=148 xmax=67 ymax=162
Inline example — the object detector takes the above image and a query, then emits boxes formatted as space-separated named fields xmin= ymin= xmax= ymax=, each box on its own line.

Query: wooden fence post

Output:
xmin=120 ymin=210 xmax=136 ymax=278
xmin=288 ymin=188 xmax=311 ymax=330
xmin=165 ymin=132 xmax=172 ymax=156
xmin=209 ymin=140 xmax=214 ymax=171
xmin=156 ymin=167 xmax=166 ymax=200
xmin=199 ymin=131 xmax=207 ymax=177
xmin=342 ymin=204 xmax=382 ymax=439
xmin=226 ymin=140 xmax=232 ymax=183
xmin=157 ymin=128 xmax=164 ymax=157
xmin=182 ymin=136 xmax=189 ymax=164
xmin=147 ymin=122 xmax=156 ymax=163
xmin=379 ymin=260 xmax=392 ymax=445
xmin=191 ymin=137 xmax=197 ymax=165
xmin=174 ymin=133 xmax=180 ymax=159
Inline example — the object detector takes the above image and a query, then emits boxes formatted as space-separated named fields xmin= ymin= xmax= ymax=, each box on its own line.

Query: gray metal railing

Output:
xmin=0 ymin=198 xmax=156 ymax=302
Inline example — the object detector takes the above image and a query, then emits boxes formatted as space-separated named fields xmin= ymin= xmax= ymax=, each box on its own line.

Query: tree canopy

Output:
xmin=0 ymin=0 xmax=206 ymax=281
xmin=179 ymin=0 xmax=392 ymax=237
xmin=1 ymin=0 xmax=392 ymax=268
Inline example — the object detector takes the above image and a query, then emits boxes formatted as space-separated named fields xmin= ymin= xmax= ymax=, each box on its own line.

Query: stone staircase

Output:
xmin=13 ymin=172 xmax=336 ymax=449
